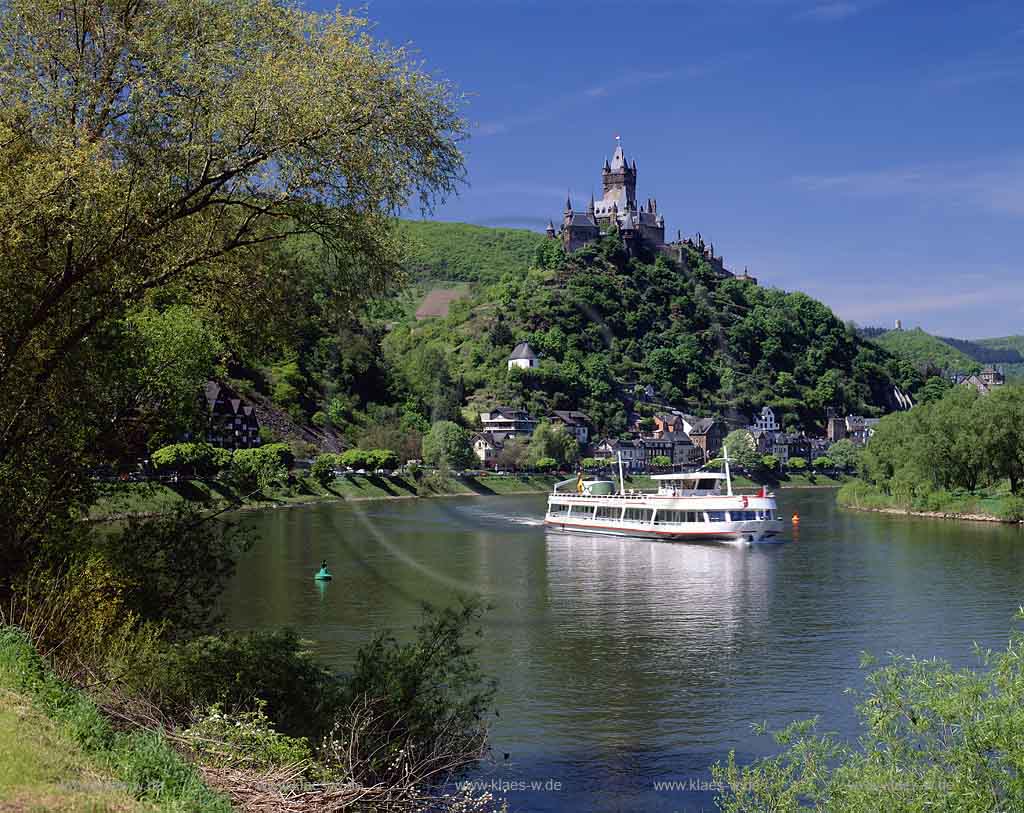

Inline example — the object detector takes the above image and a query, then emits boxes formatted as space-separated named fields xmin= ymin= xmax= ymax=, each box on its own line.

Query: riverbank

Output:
xmin=90 ymin=470 xmax=850 ymax=522
xmin=0 ymin=627 xmax=229 ymax=812
xmin=88 ymin=472 xmax=562 ymax=522
xmin=837 ymin=480 xmax=1024 ymax=524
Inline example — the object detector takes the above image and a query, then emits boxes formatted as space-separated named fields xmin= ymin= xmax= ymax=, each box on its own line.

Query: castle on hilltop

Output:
xmin=546 ymin=139 xmax=752 ymax=282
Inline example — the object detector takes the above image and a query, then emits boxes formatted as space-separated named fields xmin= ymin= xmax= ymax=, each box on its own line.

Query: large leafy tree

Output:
xmin=0 ymin=0 xmax=465 ymax=580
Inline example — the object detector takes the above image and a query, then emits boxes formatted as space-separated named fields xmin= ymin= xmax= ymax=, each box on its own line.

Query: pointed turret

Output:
xmin=546 ymin=220 xmax=556 ymax=237
xmin=588 ymin=193 xmax=595 ymax=214
xmin=621 ymin=210 xmax=635 ymax=231
xmin=564 ymin=192 xmax=572 ymax=213
xmin=603 ymin=157 xmax=611 ymax=172
xmin=610 ymin=143 xmax=626 ymax=171
xmin=631 ymin=159 xmax=637 ymax=171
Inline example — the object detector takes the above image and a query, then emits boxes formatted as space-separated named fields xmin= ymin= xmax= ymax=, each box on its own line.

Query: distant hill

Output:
xmin=397 ymin=220 xmax=544 ymax=284
xmin=871 ymin=328 xmax=1024 ymax=379
xmin=872 ymin=328 xmax=980 ymax=374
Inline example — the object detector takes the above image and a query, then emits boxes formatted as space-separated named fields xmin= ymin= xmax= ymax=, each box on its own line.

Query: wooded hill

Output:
xmin=227 ymin=220 xmax=929 ymax=453
xmin=870 ymin=327 xmax=1024 ymax=379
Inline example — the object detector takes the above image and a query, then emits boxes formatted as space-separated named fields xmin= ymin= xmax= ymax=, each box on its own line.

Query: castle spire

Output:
xmin=565 ymin=192 xmax=572 ymax=213
xmin=588 ymin=192 xmax=595 ymax=214
xmin=546 ymin=220 xmax=556 ymax=237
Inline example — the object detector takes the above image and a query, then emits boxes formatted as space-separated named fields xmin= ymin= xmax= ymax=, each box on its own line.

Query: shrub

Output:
xmin=311 ymin=453 xmax=342 ymax=484
xmin=151 ymin=442 xmax=230 ymax=477
xmin=231 ymin=443 xmax=293 ymax=491
xmin=997 ymin=496 xmax=1024 ymax=522
xmin=323 ymin=596 xmax=496 ymax=787
xmin=533 ymin=456 xmax=557 ymax=472
xmin=713 ymin=617 xmax=1024 ymax=812
xmin=134 ymin=629 xmax=345 ymax=739
xmin=183 ymin=702 xmax=314 ymax=772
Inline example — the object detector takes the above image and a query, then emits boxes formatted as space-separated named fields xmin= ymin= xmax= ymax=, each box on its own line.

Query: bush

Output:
xmin=713 ymin=617 xmax=1024 ymax=812
xmin=183 ymin=702 xmax=314 ymax=772
xmin=997 ymin=496 xmax=1024 ymax=522
xmin=231 ymin=443 xmax=293 ymax=490
xmin=134 ymin=629 xmax=345 ymax=739
xmin=151 ymin=442 xmax=231 ymax=477
xmin=533 ymin=456 xmax=557 ymax=472
xmin=311 ymin=453 xmax=342 ymax=484
xmin=323 ymin=596 xmax=496 ymax=787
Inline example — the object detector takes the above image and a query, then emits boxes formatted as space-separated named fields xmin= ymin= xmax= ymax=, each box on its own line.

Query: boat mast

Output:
xmin=723 ymin=445 xmax=733 ymax=496
xmin=617 ymin=451 xmax=626 ymax=495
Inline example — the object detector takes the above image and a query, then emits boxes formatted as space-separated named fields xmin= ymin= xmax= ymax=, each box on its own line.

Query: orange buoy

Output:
xmin=791 ymin=512 xmax=800 ymax=524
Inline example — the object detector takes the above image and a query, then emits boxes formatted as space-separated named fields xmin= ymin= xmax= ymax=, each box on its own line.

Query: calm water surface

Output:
xmin=222 ymin=490 xmax=1024 ymax=812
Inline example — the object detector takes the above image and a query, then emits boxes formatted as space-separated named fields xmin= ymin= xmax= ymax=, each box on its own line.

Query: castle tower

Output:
xmin=601 ymin=142 xmax=636 ymax=211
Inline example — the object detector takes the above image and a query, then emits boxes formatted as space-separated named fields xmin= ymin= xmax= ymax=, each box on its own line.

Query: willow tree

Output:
xmin=0 ymin=0 xmax=465 ymax=578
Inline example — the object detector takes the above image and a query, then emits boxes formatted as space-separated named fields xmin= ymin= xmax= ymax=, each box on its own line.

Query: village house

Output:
xmin=548 ymin=410 xmax=592 ymax=444
xmin=652 ymin=412 xmax=686 ymax=437
xmin=953 ymin=366 xmax=1005 ymax=395
xmin=844 ymin=416 xmax=880 ymax=446
xmin=479 ymin=406 xmax=538 ymax=439
xmin=594 ymin=437 xmax=643 ymax=472
xmin=201 ymin=381 xmax=261 ymax=450
xmin=770 ymin=433 xmax=811 ymax=464
xmin=679 ymin=415 xmax=725 ymax=462
xmin=507 ymin=342 xmax=539 ymax=371
xmin=826 ymin=407 xmax=846 ymax=443
xmin=471 ymin=431 xmax=505 ymax=468
xmin=752 ymin=406 xmax=779 ymax=433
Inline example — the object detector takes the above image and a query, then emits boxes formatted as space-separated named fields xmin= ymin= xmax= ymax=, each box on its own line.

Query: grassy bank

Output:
xmin=0 ymin=627 xmax=229 ymax=812
xmin=89 ymin=472 xmax=561 ymax=522
xmin=837 ymin=479 xmax=1024 ymax=523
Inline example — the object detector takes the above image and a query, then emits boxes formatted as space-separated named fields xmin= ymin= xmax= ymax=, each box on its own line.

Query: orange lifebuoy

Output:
xmin=792 ymin=512 xmax=800 ymax=524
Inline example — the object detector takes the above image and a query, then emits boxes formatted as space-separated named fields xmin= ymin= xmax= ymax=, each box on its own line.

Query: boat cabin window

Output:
xmin=696 ymin=479 xmax=719 ymax=491
xmin=595 ymin=506 xmax=619 ymax=520
xmin=549 ymin=504 xmax=570 ymax=516
xmin=705 ymin=511 xmax=726 ymax=522
xmin=623 ymin=508 xmax=653 ymax=523
xmin=728 ymin=510 xmax=757 ymax=521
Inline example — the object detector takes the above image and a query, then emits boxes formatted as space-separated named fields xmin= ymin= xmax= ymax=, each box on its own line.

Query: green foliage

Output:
xmin=135 ymin=630 xmax=345 ymax=739
xmin=183 ymin=702 xmax=313 ymax=772
xmin=873 ymin=327 xmax=980 ymax=375
xmin=396 ymin=220 xmax=543 ymax=284
xmin=812 ymin=456 xmax=834 ymax=469
xmin=761 ymin=454 xmax=780 ymax=471
xmin=421 ymin=421 xmax=475 ymax=470
xmin=581 ymin=457 xmax=604 ymax=471
xmin=231 ymin=443 xmax=294 ymax=491
xmin=383 ymin=235 xmax=907 ymax=441
xmin=918 ymin=374 xmax=952 ymax=403
xmin=93 ymin=508 xmax=253 ymax=639
xmin=650 ymin=455 xmax=672 ymax=468
xmin=311 ymin=453 xmax=342 ymax=484
xmin=0 ymin=0 xmax=466 ymax=585
xmin=324 ymin=596 xmax=496 ymax=786
xmin=533 ymin=457 xmax=557 ymax=472
xmin=713 ymin=617 xmax=1024 ymax=812
xmin=724 ymin=429 xmax=760 ymax=470
xmin=0 ymin=627 xmax=230 ymax=811
xmin=787 ymin=456 xmax=808 ymax=471
xmin=827 ymin=438 xmax=861 ymax=471
xmin=151 ymin=443 xmax=231 ymax=476
xmin=527 ymin=421 xmax=580 ymax=468
xmin=858 ymin=385 xmax=1024 ymax=506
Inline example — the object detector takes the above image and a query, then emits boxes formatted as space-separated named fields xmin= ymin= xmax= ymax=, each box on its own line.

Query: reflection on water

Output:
xmin=223 ymin=491 xmax=1024 ymax=812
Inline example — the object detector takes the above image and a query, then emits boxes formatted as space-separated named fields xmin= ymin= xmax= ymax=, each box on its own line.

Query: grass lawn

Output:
xmin=0 ymin=689 xmax=147 ymax=812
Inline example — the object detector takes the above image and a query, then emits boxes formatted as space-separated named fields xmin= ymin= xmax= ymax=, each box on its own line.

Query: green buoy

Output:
xmin=314 ymin=559 xmax=333 ymax=581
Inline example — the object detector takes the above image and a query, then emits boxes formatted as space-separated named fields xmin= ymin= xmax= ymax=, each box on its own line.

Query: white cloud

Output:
xmin=793 ymin=156 xmax=1024 ymax=218
xmin=796 ymin=2 xmax=861 ymax=22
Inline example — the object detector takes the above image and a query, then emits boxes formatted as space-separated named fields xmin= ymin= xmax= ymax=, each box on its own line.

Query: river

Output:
xmin=222 ymin=489 xmax=1024 ymax=812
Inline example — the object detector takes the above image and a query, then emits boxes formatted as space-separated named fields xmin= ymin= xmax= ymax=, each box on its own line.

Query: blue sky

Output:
xmin=333 ymin=0 xmax=1023 ymax=338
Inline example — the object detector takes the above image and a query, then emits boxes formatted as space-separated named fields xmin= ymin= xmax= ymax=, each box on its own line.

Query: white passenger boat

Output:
xmin=544 ymin=451 xmax=784 ymax=544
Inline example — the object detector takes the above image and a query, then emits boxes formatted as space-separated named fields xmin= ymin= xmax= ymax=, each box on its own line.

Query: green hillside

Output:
xmin=975 ymin=335 xmax=1024 ymax=379
xmin=397 ymin=219 xmax=544 ymax=283
xmin=872 ymin=328 xmax=980 ymax=374
xmin=230 ymin=225 xmax=922 ymax=453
